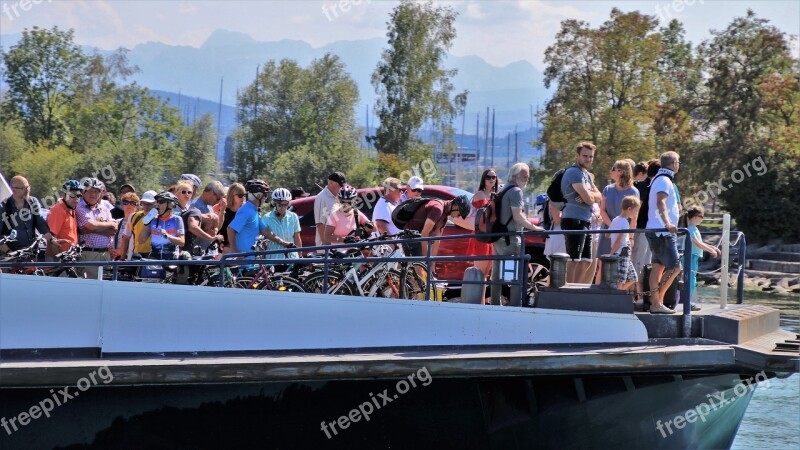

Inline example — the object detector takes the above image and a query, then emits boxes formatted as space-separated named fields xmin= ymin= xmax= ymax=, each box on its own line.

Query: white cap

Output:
xmin=140 ymin=190 xmax=157 ymax=204
xmin=407 ymin=176 xmax=424 ymax=191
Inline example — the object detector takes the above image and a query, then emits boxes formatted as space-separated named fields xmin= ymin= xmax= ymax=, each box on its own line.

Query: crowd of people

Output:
xmin=0 ymin=170 xmax=472 ymax=283
xmin=1 ymin=148 xmax=717 ymax=312
xmin=541 ymin=143 xmax=719 ymax=314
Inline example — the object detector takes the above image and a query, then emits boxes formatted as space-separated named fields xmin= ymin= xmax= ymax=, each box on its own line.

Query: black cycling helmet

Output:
xmin=154 ymin=191 xmax=179 ymax=205
xmin=452 ymin=195 xmax=470 ymax=219
xmin=245 ymin=179 xmax=270 ymax=195
xmin=62 ymin=179 xmax=85 ymax=193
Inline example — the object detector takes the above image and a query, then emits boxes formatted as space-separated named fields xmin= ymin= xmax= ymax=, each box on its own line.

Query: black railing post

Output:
xmin=681 ymin=229 xmax=693 ymax=337
xmin=219 ymin=255 xmax=226 ymax=287
xmin=425 ymin=238 xmax=432 ymax=301
xmin=737 ymin=232 xmax=746 ymax=304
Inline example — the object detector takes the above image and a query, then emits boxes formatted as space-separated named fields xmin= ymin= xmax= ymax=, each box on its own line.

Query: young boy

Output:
xmin=687 ymin=205 xmax=721 ymax=305
xmin=608 ymin=195 xmax=641 ymax=291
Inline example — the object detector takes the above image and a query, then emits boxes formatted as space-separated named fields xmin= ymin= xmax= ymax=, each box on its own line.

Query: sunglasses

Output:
xmin=122 ymin=200 xmax=139 ymax=206
xmin=236 ymin=193 xmax=246 ymax=199
xmin=340 ymin=200 xmax=354 ymax=205
xmin=67 ymin=193 xmax=82 ymax=199
xmin=485 ymin=175 xmax=497 ymax=180
xmin=179 ymin=190 xmax=192 ymax=195
xmin=157 ymin=199 xmax=172 ymax=205
xmin=276 ymin=202 xmax=290 ymax=207
xmin=411 ymin=188 xmax=423 ymax=193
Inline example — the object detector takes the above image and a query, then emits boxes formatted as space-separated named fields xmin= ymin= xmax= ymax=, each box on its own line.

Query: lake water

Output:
xmin=693 ymin=286 xmax=800 ymax=449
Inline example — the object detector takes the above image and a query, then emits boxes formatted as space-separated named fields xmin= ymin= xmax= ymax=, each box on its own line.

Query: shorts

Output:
xmin=617 ymin=253 xmax=638 ymax=283
xmin=646 ymin=232 xmax=681 ymax=269
xmin=562 ymin=218 xmax=592 ymax=262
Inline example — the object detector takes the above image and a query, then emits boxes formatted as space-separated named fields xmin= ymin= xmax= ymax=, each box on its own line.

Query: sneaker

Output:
xmin=691 ymin=304 xmax=702 ymax=311
xmin=650 ymin=304 xmax=676 ymax=314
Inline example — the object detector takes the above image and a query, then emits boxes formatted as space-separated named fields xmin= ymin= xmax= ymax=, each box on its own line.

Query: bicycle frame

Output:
xmin=332 ymin=248 xmax=403 ymax=297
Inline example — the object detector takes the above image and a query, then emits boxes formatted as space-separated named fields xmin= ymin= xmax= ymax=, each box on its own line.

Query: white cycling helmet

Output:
xmin=82 ymin=177 xmax=105 ymax=192
xmin=271 ymin=188 xmax=292 ymax=202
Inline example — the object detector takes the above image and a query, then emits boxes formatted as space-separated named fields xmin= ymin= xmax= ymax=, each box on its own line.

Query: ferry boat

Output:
xmin=0 ymin=226 xmax=797 ymax=449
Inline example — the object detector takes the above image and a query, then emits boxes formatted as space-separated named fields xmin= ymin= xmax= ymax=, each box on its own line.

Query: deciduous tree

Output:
xmin=371 ymin=0 xmax=466 ymax=168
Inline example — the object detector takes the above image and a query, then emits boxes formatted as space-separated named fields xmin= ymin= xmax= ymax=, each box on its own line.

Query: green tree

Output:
xmin=698 ymin=11 xmax=800 ymax=242
xmin=9 ymin=144 xmax=81 ymax=202
xmin=0 ymin=124 xmax=27 ymax=176
xmin=1 ymin=26 xmax=88 ymax=145
xmin=371 ymin=0 xmax=466 ymax=167
xmin=182 ymin=113 xmax=218 ymax=180
xmin=539 ymin=9 xmax=662 ymax=182
xmin=653 ymin=20 xmax=705 ymax=189
xmin=232 ymin=54 xmax=360 ymax=187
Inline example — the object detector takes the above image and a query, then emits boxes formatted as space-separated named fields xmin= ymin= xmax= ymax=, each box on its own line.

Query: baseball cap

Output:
xmin=140 ymin=190 xmax=158 ymax=204
xmin=327 ymin=172 xmax=346 ymax=186
xmin=407 ymin=176 xmax=424 ymax=191
xmin=120 ymin=183 xmax=136 ymax=193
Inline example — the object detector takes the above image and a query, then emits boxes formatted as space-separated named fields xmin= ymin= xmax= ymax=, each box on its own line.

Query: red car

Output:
xmin=289 ymin=185 xmax=547 ymax=282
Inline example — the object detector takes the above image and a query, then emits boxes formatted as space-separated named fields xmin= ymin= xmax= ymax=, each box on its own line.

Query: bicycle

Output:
xmin=44 ymin=244 xmax=85 ymax=278
xmin=227 ymin=237 xmax=307 ymax=292
xmin=302 ymin=232 xmax=422 ymax=299
xmin=0 ymin=235 xmax=46 ymax=276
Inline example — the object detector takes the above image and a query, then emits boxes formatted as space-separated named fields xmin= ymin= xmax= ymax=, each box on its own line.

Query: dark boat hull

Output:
xmin=0 ymin=372 xmax=756 ymax=449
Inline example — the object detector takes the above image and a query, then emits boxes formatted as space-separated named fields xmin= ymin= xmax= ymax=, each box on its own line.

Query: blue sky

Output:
xmin=1 ymin=1 xmax=798 ymax=70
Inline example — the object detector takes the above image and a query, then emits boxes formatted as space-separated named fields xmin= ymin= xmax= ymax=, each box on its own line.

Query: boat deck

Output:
xmin=1 ymin=330 xmax=795 ymax=387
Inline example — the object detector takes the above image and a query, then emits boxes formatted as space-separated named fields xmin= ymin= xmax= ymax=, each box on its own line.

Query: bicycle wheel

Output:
xmin=303 ymin=272 xmax=353 ymax=296
xmin=265 ymin=275 xmax=307 ymax=293
xmin=400 ymin=263 xmax=427 ymax=300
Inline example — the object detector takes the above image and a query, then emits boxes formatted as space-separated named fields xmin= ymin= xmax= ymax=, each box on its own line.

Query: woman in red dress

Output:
xmin=467 ymin=169 xmax=499 ymax=286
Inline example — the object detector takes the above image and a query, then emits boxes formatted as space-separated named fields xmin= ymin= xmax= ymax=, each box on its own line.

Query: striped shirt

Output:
xmin=76 ymin=198 xmax=115 ymax=249
xmin=261 ymin=210 xmax=300 ymax=259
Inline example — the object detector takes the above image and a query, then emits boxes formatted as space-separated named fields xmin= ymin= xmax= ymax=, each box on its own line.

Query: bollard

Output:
xmin=599 ymin=254 xmax=620 ymax=289
xmin=461 ymin=267 xmax=485 ymax=304
xmin=549 ymin=253 xmax=569 ymax=288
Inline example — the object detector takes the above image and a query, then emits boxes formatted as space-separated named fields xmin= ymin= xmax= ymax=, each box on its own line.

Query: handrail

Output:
xmin=0 ymin=226 xmax=746 ymax=315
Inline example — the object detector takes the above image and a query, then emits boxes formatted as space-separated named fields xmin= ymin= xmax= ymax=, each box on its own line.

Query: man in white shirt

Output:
xmin=645 ymin=151 xmax=682 ymax=315
xmin=314 ymin=172 xmax=345 ymax=245
xmin=373 ymin=177 xmax=403 ymax=236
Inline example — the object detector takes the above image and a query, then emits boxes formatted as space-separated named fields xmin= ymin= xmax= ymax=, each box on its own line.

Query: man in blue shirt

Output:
xmin=227 ymin=179 xmax=270 ymax=256
xmin=560 ymin=142 xmax=602 ymax=283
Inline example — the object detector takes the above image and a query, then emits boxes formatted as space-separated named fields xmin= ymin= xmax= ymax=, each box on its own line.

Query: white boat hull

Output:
xmin=0 ymin=273 xmax=648 ymax=354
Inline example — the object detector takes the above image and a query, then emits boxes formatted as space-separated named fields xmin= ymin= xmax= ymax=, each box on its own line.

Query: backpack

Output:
xmin=541 ymin=198 xmax=554 ymax=231
xmin=391 ymin=198 xmax=435 ymax=229
xmin=545 ymin=164 xmax=575 ymax=204
xmin=474 ymin=184 xmax=516 ymax=244
xmin=634 ymin=179 xmax=650 ymax=228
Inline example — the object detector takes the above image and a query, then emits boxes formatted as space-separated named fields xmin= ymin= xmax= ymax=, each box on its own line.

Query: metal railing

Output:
xmin=0 ymin=227 xmax=747 ymax=317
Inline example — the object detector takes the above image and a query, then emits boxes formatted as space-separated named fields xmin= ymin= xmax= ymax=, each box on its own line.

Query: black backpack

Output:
xmin=634 ymin=179 xmax=650 ymax=228
xmin=474 ymin=184 xmax=516 ymax=244
xmin=541 ymin=198 xmax=553 ymax=230
xmin=545 ymin=164 xmax=575 ymax=204
xmin=391 ymin=198 xmax=436 ymax=229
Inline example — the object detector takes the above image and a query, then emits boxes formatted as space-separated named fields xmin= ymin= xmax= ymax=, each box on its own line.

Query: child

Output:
xmin=608 ymin=195 xmax=641 ymax=291
xmin=687 ymin=205 xmax=721 ymax=306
